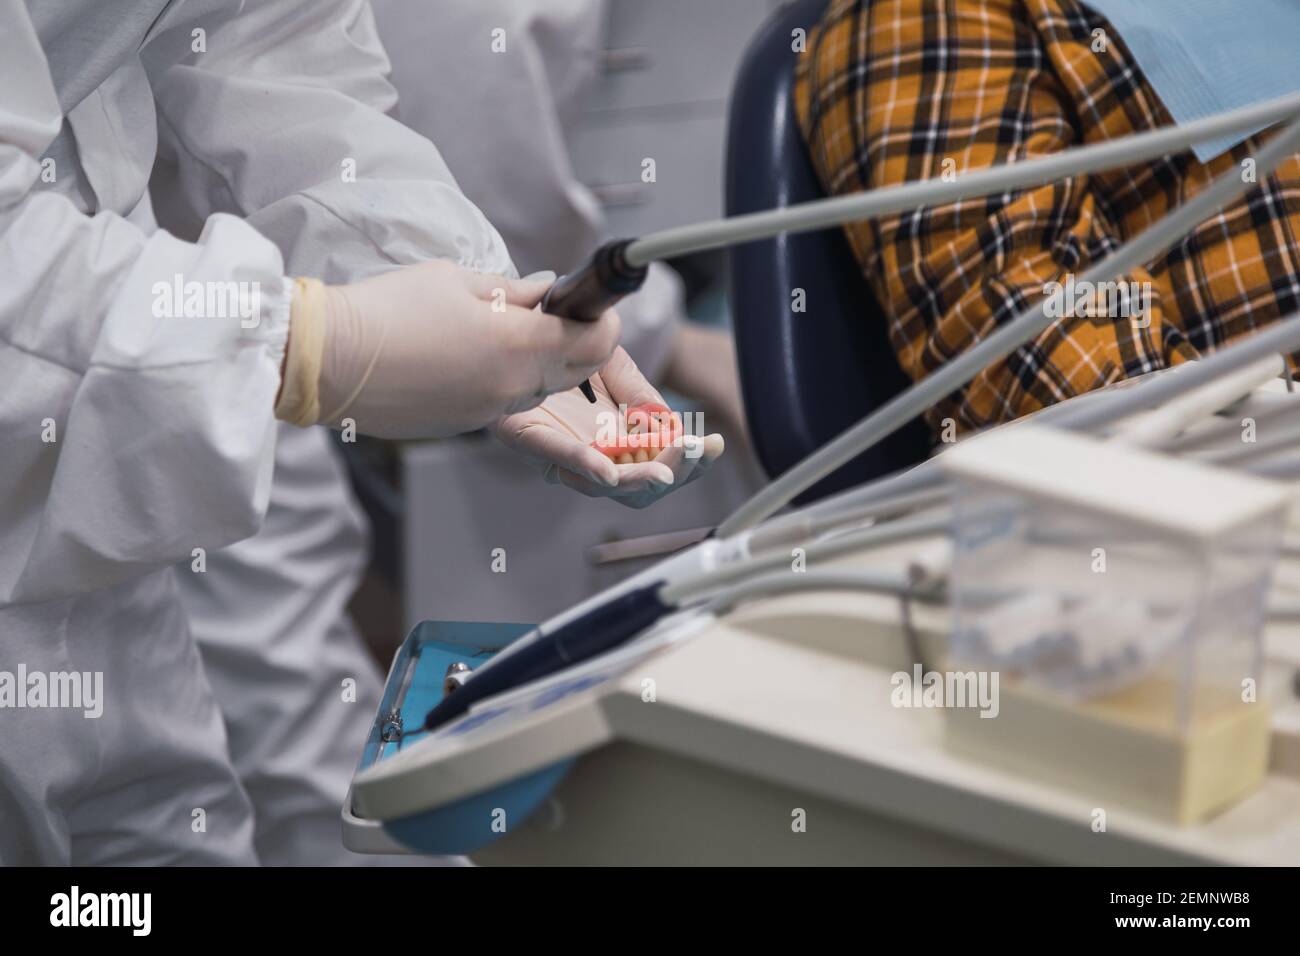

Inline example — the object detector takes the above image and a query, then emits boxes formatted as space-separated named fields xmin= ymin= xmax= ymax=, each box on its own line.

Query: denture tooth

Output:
xmin=616 ymin=453 xmax=635 ymax=465
xmin=634 ymin=449 xmax=650 ymax=463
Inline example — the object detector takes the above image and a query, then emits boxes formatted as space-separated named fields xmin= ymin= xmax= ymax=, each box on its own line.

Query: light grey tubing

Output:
xmin=1265 ymin=599 xmax=1300 ymax=622
xmin=625 ymin=91 xmax=1300 ymax=267
xmin=797 ymin=384 xmax=1132 ymax=529
xmin=747 ymin=480 xmax=950 ymax=554
xmin=809 ymin=371 xmax=1194 ymax=523
xmin=767 ymin=459 xmax=947 ymax=536
xmin=700 ymin=569 xmax=943 ymax=616
xmin=1047 ymin=312 xmax=1300 ymax=433
xmin=1196 ymin=415 xmax=1300 ymax=465
xmin=755 ymin=352 xmax=1294 ymax=553
xmin=718 ymin=115 xmax=1300 ymax=538
xmin=664 ymin=511 xmax=949 ymax=606
xmin=1238 ymin=450 xmax=1300 ymax=480
xmin=1160 ymin=392 xmax=1300 ymax=453
xmin=784 ymin=379 xmax=1159 ymax=533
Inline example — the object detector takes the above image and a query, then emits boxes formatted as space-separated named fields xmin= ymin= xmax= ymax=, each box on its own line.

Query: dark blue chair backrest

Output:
xmin=725 ymin=0 xmax=931 ymax=504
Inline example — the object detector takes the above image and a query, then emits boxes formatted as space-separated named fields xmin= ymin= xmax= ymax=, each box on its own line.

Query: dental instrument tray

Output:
xmin=343 ymin=613 xmax=707 ymax=855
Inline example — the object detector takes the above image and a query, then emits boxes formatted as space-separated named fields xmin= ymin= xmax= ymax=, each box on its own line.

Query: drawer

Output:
xmin=588 ymin=0 xmax=780 ymax=114
xmin=570 ymin=107 xmax=729 ymax=238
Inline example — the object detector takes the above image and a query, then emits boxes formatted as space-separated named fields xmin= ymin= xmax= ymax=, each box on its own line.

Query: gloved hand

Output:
xmin=493 ymin=346 xmax=725 ymax=509
xmin=274 ymin=261 xmax=620 ymax=438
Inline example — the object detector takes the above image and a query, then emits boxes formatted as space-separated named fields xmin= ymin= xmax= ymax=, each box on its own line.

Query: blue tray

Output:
xmin=355 ymin=620 xmax=575 ymax=855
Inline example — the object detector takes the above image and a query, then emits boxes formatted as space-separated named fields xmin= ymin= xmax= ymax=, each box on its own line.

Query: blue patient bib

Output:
xmin=1083 ymin=0 xmax=1300 ymax=162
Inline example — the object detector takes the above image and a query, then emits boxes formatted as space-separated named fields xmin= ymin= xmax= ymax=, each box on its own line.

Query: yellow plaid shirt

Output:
xmin=796 ymin=0 xmax=1300 ymax=433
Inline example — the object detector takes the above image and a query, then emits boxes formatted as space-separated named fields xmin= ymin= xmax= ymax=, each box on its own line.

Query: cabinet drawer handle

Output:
xmin=601 ymin=47 xmax=652 ymax=72
xmin=588 ymin=182 xmax=651 ymax=207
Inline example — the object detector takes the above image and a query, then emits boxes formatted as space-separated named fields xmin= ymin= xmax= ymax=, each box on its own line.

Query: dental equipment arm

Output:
xmin=434 ymin=97 xmax=1300 ymax=728
xmin=626 ymin=92 xmax=1300 ymax=266
xmin=700 ymin=569 xmax=943 ymax=615
xmin=421 ymin=560 xmax=945 ymax=731
xmin=421 ymin=508 xmax=951 ymax=730
xmin=555 ymin=90 xmax=1300 ymax=404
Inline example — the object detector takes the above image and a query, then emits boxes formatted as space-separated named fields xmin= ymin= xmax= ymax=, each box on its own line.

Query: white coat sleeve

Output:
xmin=370 ymin=0 xmax=608 ymax=279
xmin=369 ymin=0 xmax=682 ymax=379
xmin=0 ymin=5 xmax=292 ymax=604
xmin=144 ymin=0 xmax=515 ymax=283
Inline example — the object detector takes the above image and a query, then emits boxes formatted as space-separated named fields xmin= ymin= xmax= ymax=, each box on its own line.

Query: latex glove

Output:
xmin=493 ymin=346 xmax=725 ymax=509
xmin=274 ymin=262 xmax=619 ymax=438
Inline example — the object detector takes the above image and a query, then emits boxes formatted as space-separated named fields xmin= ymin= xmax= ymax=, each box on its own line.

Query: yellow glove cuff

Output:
xmin=274 ymin=277 xmax=328 ymax=427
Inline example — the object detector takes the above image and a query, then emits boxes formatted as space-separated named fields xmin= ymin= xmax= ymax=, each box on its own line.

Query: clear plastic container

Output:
xmin=945 ymin=426 xmax=1287 ymax=736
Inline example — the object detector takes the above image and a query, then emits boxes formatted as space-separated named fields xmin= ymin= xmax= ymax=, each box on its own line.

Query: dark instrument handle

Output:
xmin=540 ymin=240 xmax=649 ymax=403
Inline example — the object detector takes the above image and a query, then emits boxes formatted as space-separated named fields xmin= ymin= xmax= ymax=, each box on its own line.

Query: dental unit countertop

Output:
xmin=347 ymin=496 xmax=1300 ymax=864
xmin=347 ymin=382 xmax=1300 ymax=864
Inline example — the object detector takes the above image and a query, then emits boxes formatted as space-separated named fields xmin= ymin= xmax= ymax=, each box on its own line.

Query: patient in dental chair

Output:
xmin=796 ymin=0 xmax=1300 ymax=437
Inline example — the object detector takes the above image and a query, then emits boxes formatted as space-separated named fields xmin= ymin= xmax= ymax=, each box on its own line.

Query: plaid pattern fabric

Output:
xmin=795 ymin=0 xmax=1300 ymax=433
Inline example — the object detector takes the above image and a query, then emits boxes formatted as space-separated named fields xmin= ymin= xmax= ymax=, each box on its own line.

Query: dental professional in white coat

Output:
xmin=0 ymin=0 xmax=716 ymax=865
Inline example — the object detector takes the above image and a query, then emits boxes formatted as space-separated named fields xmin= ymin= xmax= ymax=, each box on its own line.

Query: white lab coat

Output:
xmin=371 ymin=0 xmax=683 ymax=383
xmin=0 ymin=0 xmax=510 ymax=864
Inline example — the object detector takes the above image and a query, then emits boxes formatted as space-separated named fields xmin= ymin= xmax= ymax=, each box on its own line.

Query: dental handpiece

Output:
xmin=541 ymin=240 xmax=649 ymax=402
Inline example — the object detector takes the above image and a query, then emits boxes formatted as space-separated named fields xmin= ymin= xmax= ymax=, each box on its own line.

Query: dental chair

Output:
xmin=725 ymin=0 xmax=931 ymax=504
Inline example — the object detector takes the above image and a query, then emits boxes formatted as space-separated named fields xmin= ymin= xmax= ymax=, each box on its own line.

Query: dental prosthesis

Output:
xmin=591 ymin=402 xmax=684 ymax=464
